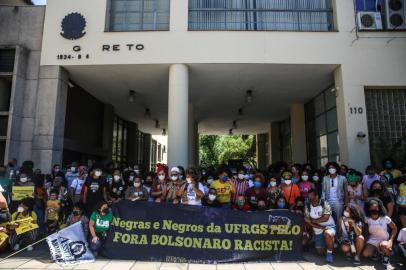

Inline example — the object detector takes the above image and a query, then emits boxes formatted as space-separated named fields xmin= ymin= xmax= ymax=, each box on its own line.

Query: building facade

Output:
xmin=1 ymin=0 xmax=406 ymax=172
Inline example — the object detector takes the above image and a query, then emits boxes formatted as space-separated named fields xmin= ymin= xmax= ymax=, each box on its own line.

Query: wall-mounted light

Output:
xmin=238 ymin=108 xmax=243 ymax=116
xmin=232 ymin=120 xmax=238 ymax=129
xmin=155 ymin=120 xmax=160 ymax=128
xmin=229 ymin=129 xmax=233 ymax=135
xmin=144 ymin=108 xmax=151 ymax=118
xmin=246 ymin=90 xmax=253 ymax=103
xmin=162 ymin=129 xmax=166 ymax=136
xmin=129 ymin=90 xmax=136 ymax=103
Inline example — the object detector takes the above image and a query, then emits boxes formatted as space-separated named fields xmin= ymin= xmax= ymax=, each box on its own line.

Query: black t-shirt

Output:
xmin=202 ymin=198 xmax=222 ymax=207
xmin=85 ymin=177 xmax=106 ymax=204
xmin=109 ymin=181 xmax=126 ymax=199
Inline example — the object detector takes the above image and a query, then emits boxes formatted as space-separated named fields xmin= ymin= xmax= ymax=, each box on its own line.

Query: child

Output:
xmin=44 ymin=189 xmax=61 ymax=234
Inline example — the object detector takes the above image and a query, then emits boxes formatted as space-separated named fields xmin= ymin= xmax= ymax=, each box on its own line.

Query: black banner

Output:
xmin=102 ymin=201 xmax=303 ymax=263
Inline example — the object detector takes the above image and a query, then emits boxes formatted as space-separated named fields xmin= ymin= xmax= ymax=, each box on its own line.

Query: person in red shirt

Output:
xmin=280 ymin=171 xmax=300 ymax=207
xmin=232 ymin=195 xmax=251 ymax=212
xmin=245 ymin=173 xmax=268 ymax=210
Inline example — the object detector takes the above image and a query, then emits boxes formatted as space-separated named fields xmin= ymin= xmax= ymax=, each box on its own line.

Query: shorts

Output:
xmin=367 ymin=237 xmax=388 ymax=248
xmin=314 ymin=227 xmax=336 ymax=249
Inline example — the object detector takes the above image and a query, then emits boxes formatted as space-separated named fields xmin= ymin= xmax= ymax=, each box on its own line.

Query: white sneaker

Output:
xmin=26 ymin=245 xmax=33 ymax=252
xmin=13 ymin=244 xmax=20 ymax=251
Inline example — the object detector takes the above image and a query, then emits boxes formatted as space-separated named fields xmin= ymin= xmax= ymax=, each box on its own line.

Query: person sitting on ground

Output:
xmin=89 ymin=201 xmax=113 ymax=256
xmin=362 ymin=198 xmax=398 ymax=268
xmin=396 ymin=175 xmax=406 ymax=228
xmin=231 ymin=195 xmax=251 ymax=212
xmin=178 ymin=169 xmax=204 ymax=206
xmin=44 ymin=189 xmax=61 ymax=234
xmin=304 ymin=189 xmax=336 ymax=263
xmin=66 ymin=203 xmax=89 ymax=237
xmin=202 ymin=188 xmax=222 ymax=207
xmin=369 ymin=180 xmax=395 ymax=218
xmin=125 ymin=175 xmax=148 ymax=201
xmin=8 ymin=198 xmax=37 ymax=251
xmin=397 ymin=227 xmax=406 ymax=263
xmin=337 ymin=204 xmax=365 ymax=264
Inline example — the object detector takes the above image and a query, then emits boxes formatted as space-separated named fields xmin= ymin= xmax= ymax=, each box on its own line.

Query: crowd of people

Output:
xmin=0 ymin=158 xmax=405 ymax=267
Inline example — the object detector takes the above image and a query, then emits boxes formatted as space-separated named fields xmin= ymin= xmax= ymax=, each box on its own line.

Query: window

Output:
xmin=0 ymin=49 xmax=15 ymax=73
xmin=112 ymin=116 xmax=128 ymax=165
xmin=108 ymin=0 xmax=170 ymax=31
xmin=305 ymin=86 xmax=339 ymax=167
xmin=188 ymin=0 xmax=335 ymax=31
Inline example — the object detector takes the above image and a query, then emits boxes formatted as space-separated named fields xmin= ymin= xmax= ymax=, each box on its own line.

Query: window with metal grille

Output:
xmin=0 ymin=49 xmax=15 ymax=73
xmin=188 ymin=0 xmax=335 ymax=31
xmin=108 ymin=0 xmax=170 ymax=31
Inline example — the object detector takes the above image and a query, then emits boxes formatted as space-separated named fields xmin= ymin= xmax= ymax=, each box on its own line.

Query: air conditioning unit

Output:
xmin=357 ymin=12 xmax=383 ymax=30
xmin=385 ymin=0 xmax=406 ymax=30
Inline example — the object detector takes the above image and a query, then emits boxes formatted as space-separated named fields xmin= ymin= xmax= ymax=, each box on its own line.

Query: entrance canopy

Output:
xmin=65 ymin=63 xmax=337 ymax=135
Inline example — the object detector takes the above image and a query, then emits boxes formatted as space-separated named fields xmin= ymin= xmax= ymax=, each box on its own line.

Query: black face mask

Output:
xmin=8 ymin=162 xmax=14 ymax=167
xmin=371 ymin=189 xmax=382 ymax=196
xmin=370 ymin=209 xmax=379 ymax=216
xmin=73 ymin=211 xmax=81 ymax=216
xmin=102 ymin=208 xmax=109 ymax=215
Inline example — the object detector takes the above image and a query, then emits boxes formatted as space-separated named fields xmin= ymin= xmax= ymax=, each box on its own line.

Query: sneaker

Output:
xmin=382 ymin=255 xmax=390 ymax=266
xmin=26 ymin=245 xmax=34 ymax=252
xmin=353 ymin=255 xmax=361 ymax=265
xmin=13 ymin=244 xmax=20 ymax=251
xmin=372 ymin=251 xmax=379 ymax=261
xmin=326 ymin=252 xmax=333 ymax=263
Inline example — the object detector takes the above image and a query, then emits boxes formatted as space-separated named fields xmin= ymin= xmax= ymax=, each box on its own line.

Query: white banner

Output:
xmin=46 ymin=222 xmax=95 ymax=266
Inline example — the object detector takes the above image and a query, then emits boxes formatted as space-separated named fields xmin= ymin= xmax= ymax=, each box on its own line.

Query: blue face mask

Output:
xmin=254 ymin=181 xmax=262 ymax=189
xmin=222 ymin=175 xmax=228 ymax=181
xmin=385 ymin=162 xmax=393 ymax=169
xmin=277 ymin=202 xmax=286 ymax=209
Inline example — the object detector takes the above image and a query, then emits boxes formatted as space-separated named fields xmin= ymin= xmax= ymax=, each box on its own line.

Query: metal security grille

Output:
xmin=365 ymin=88 xmax=406 ymax=166
xmin=188 ymin=0 xmax=335 ymax=31
xmin=109 ymin=0 xmax=170 ymax=31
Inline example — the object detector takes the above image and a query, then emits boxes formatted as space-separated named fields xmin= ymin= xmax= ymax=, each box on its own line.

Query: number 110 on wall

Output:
xmin=349 ymin=106 xmax=363 ymax=115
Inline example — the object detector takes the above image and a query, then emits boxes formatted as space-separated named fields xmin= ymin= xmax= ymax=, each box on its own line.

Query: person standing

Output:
xmin=65 ymin=162 xmax=79 ymax=189
xmin=82 ymin=165 xmax=107 ymax=216
xmin=210 ymin=168 xmax=235 ymax=206
xmin=231 ymin=167 xmax=250 ymax=203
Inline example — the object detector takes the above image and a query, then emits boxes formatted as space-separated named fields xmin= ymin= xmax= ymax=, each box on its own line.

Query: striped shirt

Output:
xmin=231 ymin=179 xmax=249 ymax=203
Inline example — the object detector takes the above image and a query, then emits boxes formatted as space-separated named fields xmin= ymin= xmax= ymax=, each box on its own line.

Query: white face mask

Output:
xmin=134 ymin=170 xmax=140 ymax=174
xmin=71 ymin=167 xmax=76 ymax=172
xmin=20 ymin=177 xmax=28 ymax=183
xmin=134 ymin=182 xmax=141 ymax=188
xmin=207 ymin=179 xmax=214 ymax=184
xmin=186 ymin=178 xmax=192 ymax=184
xmin=301 ymin=175 xmax=309 ymax=181
xmin=17 ymin=206 xmax=24 ymax=213
xmin=269 ymin=181 xmax=277 ymax=187
xmin=129 ymin=176 xmax=134 ymax=181
xmin=208 ymin=194 xmax=216 ymax=201
xmin=158 ymin=175 xmax=165 ymax=181
xmin=95 ymin=171 xmax=102 ymax=177
xmin=114 ymin=175 xmax=120 ymax=182
xmin=343 ymin=211 xmax=350 ymax=218
xmin=238 ymin=174 xmax=245 ymax=180
xmin=328 ymin=168 xmax=337 ymax=175
xmin=171 ymin=175 xmax=178 ymax=181
xmin=284 ymin=180 xmax=292 ymax=185
xmin=312 ymin=176 xmax=319 ymax=181
xmin=244 ymin=174 xmax=249 ymax=180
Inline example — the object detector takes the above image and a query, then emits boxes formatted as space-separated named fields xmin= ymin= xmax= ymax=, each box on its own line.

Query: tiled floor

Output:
xmin=0 ymin=243 xmax=404 ymax=270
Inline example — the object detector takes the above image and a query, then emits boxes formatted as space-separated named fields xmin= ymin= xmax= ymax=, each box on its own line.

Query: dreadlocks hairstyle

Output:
xmin=346 ymin=203 xmax=365 ymax=223
xmin=364 ymin=198 xmax=387 ymax=218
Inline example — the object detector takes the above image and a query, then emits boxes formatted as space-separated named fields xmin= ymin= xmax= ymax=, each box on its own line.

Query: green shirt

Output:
xmin=0 ymin=177 xmax=12 ymax=203
xmin=90 ymin=211 xmax=113 ymax=233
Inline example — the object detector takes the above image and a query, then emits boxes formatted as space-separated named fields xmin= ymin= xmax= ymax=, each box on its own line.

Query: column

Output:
xmin=335 ymin=66 xmax=370 ymax=171
xmin=188 ymin=104 xmax=198 ymax=167
xmin=32 ymin=66 xmax=68 ymax=173
xmin=102 ymin=104 xmax=114 ymax=161
xmin=270 ymin=122 xmax=281 ymax=163
xmin=256 ymin=134 xmax=268 ymax=170
xmin=290 ymin=104 xmax=307 ymax=163
xmin=168 ymin=64 xmax=189 ymax=168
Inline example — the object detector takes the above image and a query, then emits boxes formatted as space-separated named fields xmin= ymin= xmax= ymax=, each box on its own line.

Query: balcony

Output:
xmin=188 ymin=0 xmax=335 ymax=32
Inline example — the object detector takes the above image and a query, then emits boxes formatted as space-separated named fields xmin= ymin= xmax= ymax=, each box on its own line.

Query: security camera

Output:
xmin=357 ymin=132 xmax=367 ymax=138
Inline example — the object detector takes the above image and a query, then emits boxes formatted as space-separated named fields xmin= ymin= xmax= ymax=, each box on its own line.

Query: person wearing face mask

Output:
xmin=6 ymin=158 xmax=19 ymax=181
xmin=245 ymin=173 xmax=268 ymax=210
xmin=276 ymin=196 xmax=288 ymax=209
xmin=397 ymin=175 xmax=406 ymax=227
xmin=66 ymin=203 xmax=89 ymax=237
xmin=82 ymin=166 xmax=107 ymax=216
xmin=177 ymin=166 xmax=186 ymax=181
xmin=321 ymin=162 xmax=348 ymax=222
xmin=151 ymin=165 xmax=168 ymax=203
xmin=133 ymin=165 xmax=141 ymax=176
xmin=88 ymin=201 xmax=113 ymax=256
xmin=368 ymin=180 xmax=394 ymax=218
xmin=203 ymin=188 xmax=222 ymax=207
xmin=125 ymin=176 xmax=148 ymax=201
xmin=8 ymin=198 xmax=37 ymax=251
xmin=46 ymin=164 xmax=66 ymax=190
xmin=65 ymin=162 xmax=79 ymax=188
xmin=346 ymin=171 xmax=365 ymax=213
xmin=291 ymin=164 xmax=301 ymax=184
xmin=178 ymin=169 xmax=204 ymax=206
xmin=164 ymin=167 xmax=185 ymax=204
xmin=107 ymin=169 xmax=126 ymax=203
xmin=70 ymin=166 xmax=87 ymax=204
xmin=363 ymin=198 xmax=398 ymax=268
xmin=304 ymin=189 xmax=336 ymax=263
xmin=362 ymin=165 xmax=380 ymax=193
xmin=340 ymin=165 xmax=349 ymax=177
xmin=232 ymin=195 xmax=251 ymax=212
xmin=210 ymin=168 xmax=235 ymax=205
xmin=231 ymin=167 xmax=249 ymax=203
xmin=337 ymin=204 xmax=365 ymax=264
xmin=267 ymin=175 xmax=281 ymax=208
xmin=311 ymin=171 xmax=323 ymax=196
xmin=280 ymin=171 xmax=300 ymax=208
xmin=380 ymin=158 xmax=402 ymax=180
xmin=299 ymin=170 xmax=315 ymax=202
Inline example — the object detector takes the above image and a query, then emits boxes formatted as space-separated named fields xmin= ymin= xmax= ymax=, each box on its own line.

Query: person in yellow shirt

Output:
xmin=44 ymin=189 xmax=61 ymax=234
xmin=210 ymin=168 xmax=235 ymax=205
xmin=397 ymin=176 xmax=406 ymax=227
xmin=8 ymin=198 xmax=37 ymax=251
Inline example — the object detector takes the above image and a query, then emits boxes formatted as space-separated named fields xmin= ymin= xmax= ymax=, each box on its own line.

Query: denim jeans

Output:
xmin=89 ymin=235 xmax=105 ymax=252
